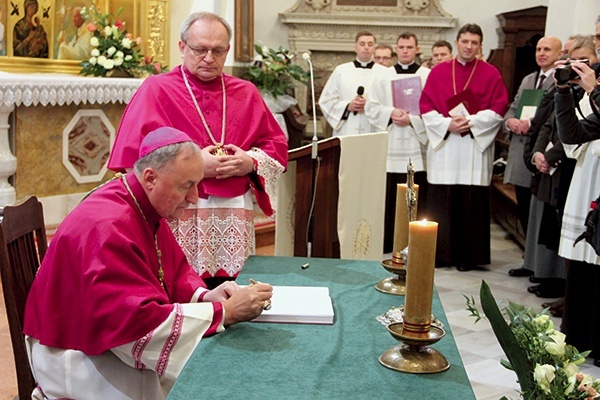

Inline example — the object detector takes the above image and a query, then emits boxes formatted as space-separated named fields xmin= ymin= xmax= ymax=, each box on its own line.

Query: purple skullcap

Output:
xmin=139 ymin=127 xmax=194 ymax=159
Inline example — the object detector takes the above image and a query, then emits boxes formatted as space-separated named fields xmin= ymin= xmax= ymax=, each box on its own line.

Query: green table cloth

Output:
xmin=167 ymin=256 xmax=476 ymax=400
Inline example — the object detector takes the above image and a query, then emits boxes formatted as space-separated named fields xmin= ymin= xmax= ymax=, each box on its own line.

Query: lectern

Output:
xmin=275 ymin=132 xmax=387 ymax=260
xmin=292 ymin=138 xmax=341 ymax=258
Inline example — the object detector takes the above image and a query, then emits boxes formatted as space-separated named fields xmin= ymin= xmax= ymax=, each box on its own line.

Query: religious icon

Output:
xmin=0 ymin=4 xmax=6 ymax=55
xmin=12 ymin=0 xmax=49 ymax=58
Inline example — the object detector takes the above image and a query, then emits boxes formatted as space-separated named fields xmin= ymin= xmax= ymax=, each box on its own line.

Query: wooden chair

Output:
xmin=0 ymin=196 xmax=47 ymax=399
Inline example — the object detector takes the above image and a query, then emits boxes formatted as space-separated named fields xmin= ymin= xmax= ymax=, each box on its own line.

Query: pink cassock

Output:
xmin=23 ymin=173 xmax=222 ymax=355
xmin=420 ymin=58 xmax=508 ymax=117
xmin=108 ymin=66 xmax=288 ymax=216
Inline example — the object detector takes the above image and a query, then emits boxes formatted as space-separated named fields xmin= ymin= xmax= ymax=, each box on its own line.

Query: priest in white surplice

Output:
xmin=318 ymin=31 xmax=388 ymax=137
xmin=365 ymin=32 xmax=430 ymax=253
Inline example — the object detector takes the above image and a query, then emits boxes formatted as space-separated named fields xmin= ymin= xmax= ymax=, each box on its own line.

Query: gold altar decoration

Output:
xmin=0 ymin=0 xmax=169 ymax=75
xmin=379 ymin=219 xmax=450 ymax=374
xmin=376 ymin=160 xmax=418 ymax=295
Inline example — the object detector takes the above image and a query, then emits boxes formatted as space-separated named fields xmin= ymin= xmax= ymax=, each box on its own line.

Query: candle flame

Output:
xmin=420 ymin=219 xmax=428 ymax=225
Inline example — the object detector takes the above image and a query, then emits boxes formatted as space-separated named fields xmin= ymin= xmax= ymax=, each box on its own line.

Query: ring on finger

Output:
xmin=263 ymin=300 xmax=272 ymax=311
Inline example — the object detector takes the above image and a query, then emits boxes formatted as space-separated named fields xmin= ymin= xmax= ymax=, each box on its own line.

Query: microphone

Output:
xmin=303 ymin=52 xmax=319 ymax=160
xmin=353 ymin=86 xmax=364 ymax=116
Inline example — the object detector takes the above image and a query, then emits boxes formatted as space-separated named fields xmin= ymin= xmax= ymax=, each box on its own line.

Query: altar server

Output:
xmin=319 ymin=31 xmax=388 ymax=136
xmin=365 ymin=31 xmax=430 ymax=253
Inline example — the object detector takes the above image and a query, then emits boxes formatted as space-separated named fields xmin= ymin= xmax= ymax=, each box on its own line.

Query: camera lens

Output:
xmin=554 ymin=65 xmax=578 ymax=85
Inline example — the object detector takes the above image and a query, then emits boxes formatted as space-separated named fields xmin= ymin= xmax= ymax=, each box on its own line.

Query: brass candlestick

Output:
xmin=377 ymin=160 xmax=417 ymax=295
xmin=379 ymin=220 xmax=449 ymax=374
xmin=379 ymin=322 xmax=449 ymax=374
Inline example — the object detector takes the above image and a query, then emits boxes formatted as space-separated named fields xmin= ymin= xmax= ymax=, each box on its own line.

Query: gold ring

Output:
xmin=263 ymin=300 xmax=272 ymax=311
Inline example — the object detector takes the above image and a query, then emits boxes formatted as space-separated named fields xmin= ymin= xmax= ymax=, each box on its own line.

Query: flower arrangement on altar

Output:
xmin=466 ymin=281 xmax=600 ymax=400
xmin=243 ymin=44 xmax=310 ymax=112
xmin=78 ymin=4 xmax=167 ymax=78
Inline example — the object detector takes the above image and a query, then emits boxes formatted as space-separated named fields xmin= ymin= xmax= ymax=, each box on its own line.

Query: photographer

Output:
xmin=521 ymin=38 xmax=598 ymax=311
xmin=554 ymin=45 xmax=600 ymax=367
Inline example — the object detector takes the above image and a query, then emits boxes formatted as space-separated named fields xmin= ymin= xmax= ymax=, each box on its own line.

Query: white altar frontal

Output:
xmin=0 ymin=72 xmax=143 ymax=225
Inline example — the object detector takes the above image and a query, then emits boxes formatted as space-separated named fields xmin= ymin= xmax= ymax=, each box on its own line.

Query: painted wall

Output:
xmin=545 ymin=0 xmax=600 ymax=41
xmin=166 ymin=0 xmax=600 ymax=69
xmin=251 ymin=0 xmax=553 ymax=60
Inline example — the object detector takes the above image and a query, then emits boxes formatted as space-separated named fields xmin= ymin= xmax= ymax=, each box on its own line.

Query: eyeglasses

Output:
xmin=592 ymin=34 xmax=600 ymax=42
xmin=184 ymin=42 xmax=228 ymax=58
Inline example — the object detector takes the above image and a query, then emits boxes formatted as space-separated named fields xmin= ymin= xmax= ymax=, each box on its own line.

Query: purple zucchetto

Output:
xmin=139 ymin=127 xmax=194 ymax=159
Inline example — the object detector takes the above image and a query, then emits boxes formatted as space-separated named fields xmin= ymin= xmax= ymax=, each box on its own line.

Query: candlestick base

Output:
xmin=376 ymin=259 xmax=406 ymax=296
xmin=379 ymin=323 xmax=449 ymax=374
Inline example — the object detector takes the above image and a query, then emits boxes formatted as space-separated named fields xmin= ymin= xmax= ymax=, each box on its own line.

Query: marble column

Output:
xmin=0 ymin=105 xmax=16 ymax=206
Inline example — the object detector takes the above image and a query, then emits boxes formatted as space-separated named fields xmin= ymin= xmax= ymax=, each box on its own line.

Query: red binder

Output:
xmin=391 ymin=76 xmax=422 ymax=115
xmin=445 ymin=88 xmax=479 ymax=116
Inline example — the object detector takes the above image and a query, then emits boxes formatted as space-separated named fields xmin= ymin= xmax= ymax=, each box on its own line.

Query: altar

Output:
xmin=0 ymin=72 xmax=143 ymax=224
xmin=167 ymin=255 xmax=476 ymax=400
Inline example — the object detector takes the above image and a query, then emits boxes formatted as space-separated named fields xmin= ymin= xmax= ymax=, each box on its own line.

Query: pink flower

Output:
xmin=115 ymin=20 xmax=123 ymax=29
xmin=125 ymin=33 xmax=133 ymax=39
xmin=153 ymin=63 xmax=161 ymax=74
xmin=87 ymin=23 xmax=97 ymax=32
xmin=143 ymin=55 xmax=152 ymax=65
xmin=135 ymin=37 xmax=142 ymax=46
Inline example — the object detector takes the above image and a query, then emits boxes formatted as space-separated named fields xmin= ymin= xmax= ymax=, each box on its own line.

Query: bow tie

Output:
xmin=353 ymin=60 xmax=374 ymax=69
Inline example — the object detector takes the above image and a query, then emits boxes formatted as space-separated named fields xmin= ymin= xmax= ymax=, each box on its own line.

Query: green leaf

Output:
xmin=479 ymin=280 xmax=536 ymax=396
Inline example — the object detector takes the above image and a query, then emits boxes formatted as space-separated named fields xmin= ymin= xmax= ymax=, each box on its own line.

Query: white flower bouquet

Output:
xmin=466 ymin=281 xmax=600 ymax=399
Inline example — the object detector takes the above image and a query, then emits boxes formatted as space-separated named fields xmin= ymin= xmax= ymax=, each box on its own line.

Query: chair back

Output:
xmin=0 ymin=196 xmax=47 ymax=399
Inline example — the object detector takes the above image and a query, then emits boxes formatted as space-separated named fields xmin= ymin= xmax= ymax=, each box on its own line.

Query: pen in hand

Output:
xmin=249 ymin=278 xmax=272 ymax=310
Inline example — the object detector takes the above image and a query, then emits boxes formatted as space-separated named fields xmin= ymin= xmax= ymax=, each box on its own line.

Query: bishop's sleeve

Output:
xmin=111 ymin=302 xmax=225 ymax=381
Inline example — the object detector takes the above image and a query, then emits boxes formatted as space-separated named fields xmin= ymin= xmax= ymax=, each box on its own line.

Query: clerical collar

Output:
xmin=353 ymin=60 xmax=375 ymax=69
xmin=394 ymin=62 xmax=420 ymax=74
xmin=455 ymin=57 xmax=477 ymax=67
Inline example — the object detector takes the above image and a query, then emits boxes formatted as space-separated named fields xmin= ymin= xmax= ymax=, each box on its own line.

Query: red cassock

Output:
xmin=108 ymin=66 xmax=288 ymax=216
xmin=23 ymin=173 xmax=222 ymax=355
xmin=420 ymin=58 xmax=508 ymax=118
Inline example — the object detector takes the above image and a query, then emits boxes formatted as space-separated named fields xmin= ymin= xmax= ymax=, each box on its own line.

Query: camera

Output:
xmin=554 ymin=59 xmax=589 ymax=85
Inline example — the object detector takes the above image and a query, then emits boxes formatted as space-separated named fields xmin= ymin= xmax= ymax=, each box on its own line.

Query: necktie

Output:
xmin=537 ymin=74 xmax=546 ymax=90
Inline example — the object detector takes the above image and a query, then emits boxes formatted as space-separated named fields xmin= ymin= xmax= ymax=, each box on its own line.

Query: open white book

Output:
xmin=251 ymin=286 xmax=334 ymax=325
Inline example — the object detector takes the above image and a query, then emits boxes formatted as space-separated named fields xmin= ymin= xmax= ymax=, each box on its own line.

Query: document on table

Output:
xmin=251 ymin=286 xmax=334 ymax=325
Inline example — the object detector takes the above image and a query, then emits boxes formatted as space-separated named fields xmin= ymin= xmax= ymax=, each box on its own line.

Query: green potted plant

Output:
xmin=244 ymin=44 xmax=310 ymax=112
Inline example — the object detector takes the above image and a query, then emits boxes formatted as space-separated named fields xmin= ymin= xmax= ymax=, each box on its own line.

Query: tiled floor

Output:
xmin=0 ymin=221 xmax=598 ymax=400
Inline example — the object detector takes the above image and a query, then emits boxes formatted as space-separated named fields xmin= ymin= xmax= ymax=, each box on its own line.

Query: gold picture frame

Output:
xmin=234 ymin=0 xmax=253 ymax=62
xmin=0 ymin=0 xmax=169 ymax=74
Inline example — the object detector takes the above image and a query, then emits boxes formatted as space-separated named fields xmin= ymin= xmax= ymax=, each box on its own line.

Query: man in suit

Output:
xmin=504 ymin=36 xmax=562 ymax=278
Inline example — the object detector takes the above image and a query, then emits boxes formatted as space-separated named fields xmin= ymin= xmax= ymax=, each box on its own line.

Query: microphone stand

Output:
xmin=303 ymin=53 xmax=320 ymax=257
